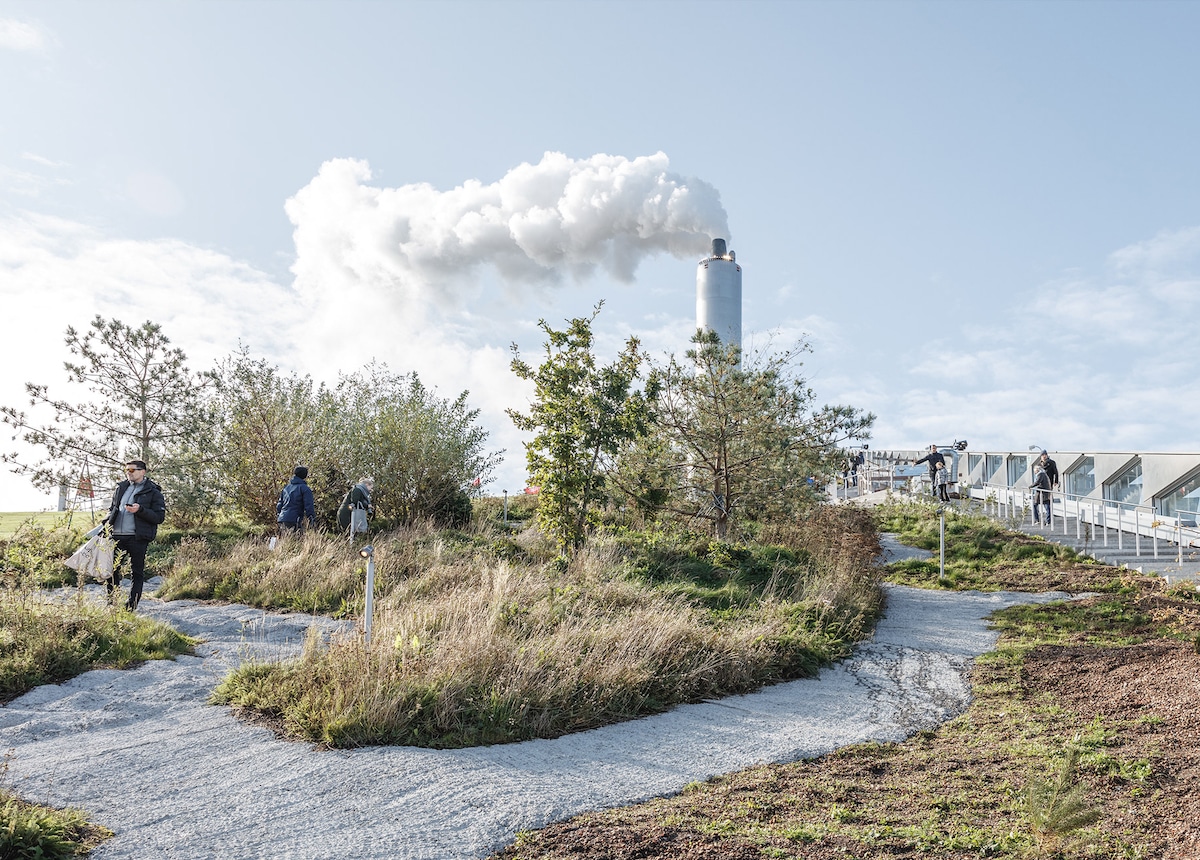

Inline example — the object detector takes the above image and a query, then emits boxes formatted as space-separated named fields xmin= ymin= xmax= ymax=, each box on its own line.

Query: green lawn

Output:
xmin=0 ymin=510 xmax=103 ymax=539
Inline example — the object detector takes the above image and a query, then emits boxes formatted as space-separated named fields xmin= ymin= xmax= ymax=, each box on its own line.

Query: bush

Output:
xmin=0 ymin=518 xmax=87 ymax=590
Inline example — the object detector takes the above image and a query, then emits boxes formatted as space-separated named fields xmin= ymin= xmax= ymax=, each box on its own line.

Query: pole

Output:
xmin=503 ymin=489 xmax=509 ymax=524
xmin=939 ymin=506 xmax=946 ymax=582
xmin=360 ymin=547 xmax=376 ymax=645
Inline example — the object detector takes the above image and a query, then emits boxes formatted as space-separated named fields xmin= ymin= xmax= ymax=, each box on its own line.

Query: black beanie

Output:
xmin=293 ymin=466 xmax=309 ymax=479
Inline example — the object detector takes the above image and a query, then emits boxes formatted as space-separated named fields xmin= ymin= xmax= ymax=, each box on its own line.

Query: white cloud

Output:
xmin=870 ymin=227 xmax=1200 ymax=454
xmin=0 ymin=18 xmax=49 ymax=52
xmin=21 ymin=152 xmax=68 ymax=169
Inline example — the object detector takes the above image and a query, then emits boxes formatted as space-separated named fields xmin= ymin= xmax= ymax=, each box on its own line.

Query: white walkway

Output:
xmin=1 ymin=578 xmax=1070 ymax=859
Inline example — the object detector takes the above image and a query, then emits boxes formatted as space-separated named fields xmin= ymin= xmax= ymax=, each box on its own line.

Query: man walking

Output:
xmin=103 ymin=460 xmax=166 ymax=611
xmin=276 ymin=466 xmax=317 ymax=535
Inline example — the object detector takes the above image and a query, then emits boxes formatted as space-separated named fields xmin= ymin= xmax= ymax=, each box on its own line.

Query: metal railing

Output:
xmin=970 ymin=482 xmax=1200 ymax=564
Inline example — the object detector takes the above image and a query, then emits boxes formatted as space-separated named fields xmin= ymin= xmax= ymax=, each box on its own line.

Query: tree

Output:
xmin=334 ymin=364 xmax=498 ymax=527
xmin=1 ymin=316 xmax=212 ymax=502
xmin=210 ymin=349 xmax=340 ymax=525
xmin=621 ymin=330 xmax=873 ymax=537
xmin=508 ymin=303 xmax=656 ymax=555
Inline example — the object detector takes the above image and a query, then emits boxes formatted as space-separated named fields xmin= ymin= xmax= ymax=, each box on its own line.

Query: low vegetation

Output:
xmin=0 ymin=784 xmax=110 ymax=860
xmin=203 ymin=505 xmax=883 ymax=748
xmin=0 ymin=593 xmax=194 ymax=704
xmin=876 ymin=498 xmax=1127 ymax=592
xmin=493 ymin=501 xmax=1200 ymax=859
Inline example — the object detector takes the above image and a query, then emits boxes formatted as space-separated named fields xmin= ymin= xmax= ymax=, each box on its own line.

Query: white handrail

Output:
xmin=971 ymin=482 xmax=1200 ymax=561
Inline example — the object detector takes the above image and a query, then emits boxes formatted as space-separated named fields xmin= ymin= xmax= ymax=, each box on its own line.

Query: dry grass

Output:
xmin=202 ymin=508 xmax=884 ymax=748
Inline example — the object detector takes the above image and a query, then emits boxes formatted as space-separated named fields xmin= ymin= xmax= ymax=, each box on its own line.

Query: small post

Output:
xmin=360 ymin=544 xmax=375 ymax=645
xmin=939 ymin=506 xmax=946 ymax=582
xmin=503 ymin=489 xmax=509 ymax=524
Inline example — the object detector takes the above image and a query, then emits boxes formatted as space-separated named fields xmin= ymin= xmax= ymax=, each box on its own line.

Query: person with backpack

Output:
xmin=276 ymin=466 xmax=316 ymax=535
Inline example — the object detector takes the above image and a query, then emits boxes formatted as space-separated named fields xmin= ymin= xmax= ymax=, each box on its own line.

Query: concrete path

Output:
xmin=1 ymin=580 xmax=1070 ymax=859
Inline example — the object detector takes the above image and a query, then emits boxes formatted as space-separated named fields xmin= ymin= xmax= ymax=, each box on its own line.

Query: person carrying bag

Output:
xmin=336 ymin=477 xmax=375 ymax=536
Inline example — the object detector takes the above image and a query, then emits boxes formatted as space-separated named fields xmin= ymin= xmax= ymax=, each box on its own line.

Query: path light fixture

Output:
xmin=359 ymin=545 xmax=375 ymax=644
xmin=937 ymin=506 xmax=947 ymax=581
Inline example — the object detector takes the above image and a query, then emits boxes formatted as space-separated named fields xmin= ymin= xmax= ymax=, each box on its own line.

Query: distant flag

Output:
xmin=523 ymin=486 xmax=540 ymax=495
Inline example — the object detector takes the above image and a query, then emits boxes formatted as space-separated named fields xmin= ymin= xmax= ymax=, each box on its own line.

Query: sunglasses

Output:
xmin=125 ymin=468 xmax=144 ymax=474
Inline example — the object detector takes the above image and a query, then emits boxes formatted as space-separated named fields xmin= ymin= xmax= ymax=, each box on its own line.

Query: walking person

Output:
xmin=337 ymin=476 xmax=375 ymax=535
xmin=276 ymin=466 xmax=316 ymax=536
xmin=913 ymin=444 xmax=946 ymax=499
xmin=934 ymin=460 xmax=951 ymax=503
xmin=103 ymin=460 xmax=166 ymax=611
xmin=1032 ymin=464 xmax=1052 ymax=525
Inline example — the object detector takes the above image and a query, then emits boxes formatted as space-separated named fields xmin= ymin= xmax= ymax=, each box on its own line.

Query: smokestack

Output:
xmin=696 ymin=237 xmax=742 ymax=351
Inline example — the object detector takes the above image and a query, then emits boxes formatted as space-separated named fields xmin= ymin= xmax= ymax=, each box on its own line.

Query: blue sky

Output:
xmin=2 ymin=0 xmax=1198 ymax=509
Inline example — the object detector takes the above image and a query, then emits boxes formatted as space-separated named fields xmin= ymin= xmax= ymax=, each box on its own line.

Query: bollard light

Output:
xmin=360 ymin=545 xmax=376 ymax=643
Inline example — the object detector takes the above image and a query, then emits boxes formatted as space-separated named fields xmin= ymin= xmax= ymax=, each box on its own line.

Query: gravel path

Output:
xmin=2 ymin=575 xmax=1071 ymax=859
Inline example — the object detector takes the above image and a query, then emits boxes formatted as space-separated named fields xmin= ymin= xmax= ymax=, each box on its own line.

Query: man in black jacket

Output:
xmin=913 ymin=444 xmax=946 ymax=498
xmin=103 ymin=460 xmax=167 ymax=610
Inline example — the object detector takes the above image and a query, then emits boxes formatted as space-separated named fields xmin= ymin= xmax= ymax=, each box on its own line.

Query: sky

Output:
xmin=2 ymin=0 xmax=1198 ymax=510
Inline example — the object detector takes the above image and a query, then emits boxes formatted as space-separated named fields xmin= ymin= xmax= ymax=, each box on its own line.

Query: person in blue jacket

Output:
xmin=276 ymin=466 xmax=316 ymax=535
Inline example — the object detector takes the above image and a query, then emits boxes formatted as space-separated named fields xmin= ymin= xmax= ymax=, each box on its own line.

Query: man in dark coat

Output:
xmin=1037 ymin=450 xmax=1060 ymax=489
xmin=913 ymin=444 xmax=946 ymax=498
xmin=103 ymin=459 xmax=167 ymax=610
xmin=276 ymin=466 xmax=316 ymax=534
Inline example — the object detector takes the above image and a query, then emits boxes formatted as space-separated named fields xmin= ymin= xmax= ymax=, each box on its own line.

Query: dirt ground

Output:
xmin=493 ymin=587 xmax=1200 ymax=860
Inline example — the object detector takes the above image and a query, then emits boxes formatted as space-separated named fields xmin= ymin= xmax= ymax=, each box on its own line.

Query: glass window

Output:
xmin=968 ymin=454 xmax=982 ymax=476
xmin=1007 ymin=455 xmax=1029 ymax=487
xmin=1104 ymin=460 xmax=1143 ymax=506
xmin=1065 ymin=457 xmax=1095 ymax=498
xmin=985 ymin=454 xmax=1003 ymax=483
xmin=1159 ymin=470 xmax=1200 ymax=524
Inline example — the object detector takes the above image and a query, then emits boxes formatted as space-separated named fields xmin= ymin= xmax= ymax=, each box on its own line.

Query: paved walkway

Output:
xmin=1 ymin=578 xmax=1072 ymax=859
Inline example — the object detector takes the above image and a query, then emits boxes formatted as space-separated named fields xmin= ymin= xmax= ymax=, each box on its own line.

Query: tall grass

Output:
xmin=207 ymin=507 xmax=884 ymax=748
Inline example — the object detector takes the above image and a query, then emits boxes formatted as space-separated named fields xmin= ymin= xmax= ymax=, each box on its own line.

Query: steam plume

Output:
xmin=285 ymin=151 xmax=729 ymax=307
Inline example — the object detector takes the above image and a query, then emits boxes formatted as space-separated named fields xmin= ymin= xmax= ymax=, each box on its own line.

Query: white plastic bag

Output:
xmin=64 ymin=533 xmax=116 ymax=582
